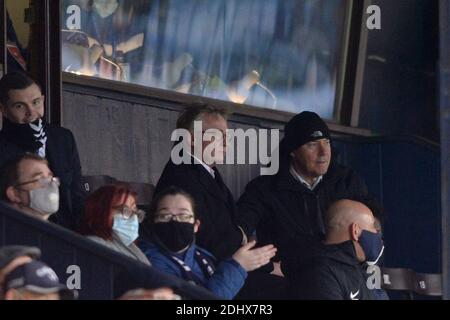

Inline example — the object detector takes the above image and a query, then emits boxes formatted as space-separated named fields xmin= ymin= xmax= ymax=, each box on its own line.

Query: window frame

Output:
xmin=0 ymin=0 xmax=7 ymax=77
xmin=52 ymin=0 xmax=368 ymax=135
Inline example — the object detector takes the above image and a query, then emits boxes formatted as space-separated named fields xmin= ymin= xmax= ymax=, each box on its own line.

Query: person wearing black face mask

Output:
xmin=139 ymin=187 xmax=277 ymax=300
xmin=290 ymin=199 xmax=384 ymax=300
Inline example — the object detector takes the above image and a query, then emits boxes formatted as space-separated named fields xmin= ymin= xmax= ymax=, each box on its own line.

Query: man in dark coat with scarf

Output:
xmin=0 ymin=72 xmax=85 ymax=230
xmin=237 ymin=111 xmax=371 ymax=279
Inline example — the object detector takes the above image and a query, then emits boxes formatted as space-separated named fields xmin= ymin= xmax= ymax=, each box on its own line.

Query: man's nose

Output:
xmin=24 ymin=104 xmax=34 ymax=118
xmin=318 ymin=141 xmax=329 ymax=155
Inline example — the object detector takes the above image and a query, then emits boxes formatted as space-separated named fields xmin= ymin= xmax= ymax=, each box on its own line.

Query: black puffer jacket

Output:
xmin=237 ymin=160 xmax=369 ymax=277
xmin=291 ymin=241 xmax=374 ymax=300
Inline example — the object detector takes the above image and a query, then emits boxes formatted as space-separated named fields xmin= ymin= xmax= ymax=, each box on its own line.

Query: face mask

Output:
xmin=29 ymin=181 xmax=59 ymax=216
xmin=359 ymin=230 xmax=385 ymax=265
xmin=113 ymin=214 xmax=139 ymax=246
xmin=152 ymin=222 xmax=194 ymax=253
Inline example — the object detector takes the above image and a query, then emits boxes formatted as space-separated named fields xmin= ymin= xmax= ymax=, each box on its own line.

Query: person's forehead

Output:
xmin=295 ymin=138 xmax=331 ymax=152
xmin=7 ymin=84 xmax=42 ymax=103
xmin=200 ymin=113 xmax=227 ymax=130
xmin=158 ymin=195 xmax=193 ymax=212
xmin=304 ymin=138 xmax=330 ymax=145
xmin=17 ymin=159 xmax=50 ymax=179
xmin=123 ymin=194 xmax=137 ymax=206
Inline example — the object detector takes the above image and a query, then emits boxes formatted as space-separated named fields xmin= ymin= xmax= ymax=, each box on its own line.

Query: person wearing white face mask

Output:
xmin=0 ymin=72 xmax=85 ymax=230
xmin=0 ymin=154 xmax=60 ymax=221
xmin=78 ymin=183 xmax=150 ymax=265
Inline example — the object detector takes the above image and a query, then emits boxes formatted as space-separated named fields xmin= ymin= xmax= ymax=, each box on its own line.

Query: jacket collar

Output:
xmin=145 ymin=238 xmax=197 ymax=264
xmin=316 ymin=240 xmax=362 ymax=267
xmin=189 ymin=158 xmax=232 ymax=206
xmin=275 ymin=164 xmax=314 ymax=193
xmin=173 ymin=243 xmax=197 ymax=264
xmin=275 ymin=159 xmax=341 ymax=193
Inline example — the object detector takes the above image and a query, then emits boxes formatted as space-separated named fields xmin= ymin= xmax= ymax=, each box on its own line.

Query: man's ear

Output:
xmin=0 ymin=103 xmax=7 ymax=117
xmin=6 ymin=186 xmax=21 ymax=204
xmin=350 ymin=223 xmax=360 ymax=242
xmin=194 ymin=219 xmax=200 ymax=233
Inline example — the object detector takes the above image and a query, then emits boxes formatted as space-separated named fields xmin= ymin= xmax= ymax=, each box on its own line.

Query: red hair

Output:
xmin=78 ymin=183 xmax=137 ymax=240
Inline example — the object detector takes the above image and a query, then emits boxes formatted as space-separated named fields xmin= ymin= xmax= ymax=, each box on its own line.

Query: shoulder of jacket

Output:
xmin=196 ymin=246 xmax=215 ymax=259
xmin=46 ymin=124 xmax=73 ymax=136
xmin=246 ymin=174 xmax=275 ymax=190
xmin=325 ymin=161 xmax=360 ymax=182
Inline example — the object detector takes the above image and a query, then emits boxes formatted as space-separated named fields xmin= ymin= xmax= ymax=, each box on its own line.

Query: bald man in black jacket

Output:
xmin=291 ymin=199 xmax=384 ymax=300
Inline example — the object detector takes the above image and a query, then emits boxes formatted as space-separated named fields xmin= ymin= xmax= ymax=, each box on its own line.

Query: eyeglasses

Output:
xmin=15 ymin=177 xmax=60 ymax=188
xmin=115 ymin=206 xmax=146 ymax=223
xmin=154 ymin=213 xmax=194 ymax=223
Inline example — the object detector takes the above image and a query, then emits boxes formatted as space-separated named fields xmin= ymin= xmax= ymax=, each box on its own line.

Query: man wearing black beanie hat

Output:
xmin=237 ymin=111 xmax=372 ymax=289
xmin=280 ymin=111 xmax=331 ymax=158
xmin=279 ymin=111 xmax=332 ymax=186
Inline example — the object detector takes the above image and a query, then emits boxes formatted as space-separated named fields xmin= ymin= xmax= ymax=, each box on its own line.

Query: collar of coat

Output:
xmin=275 ymin=158 xmax=342 ymax=193
xmin=188 ymin=157 xmax=233 ymax=207
xmin=311 ymin=240 xmax=362 ymax=268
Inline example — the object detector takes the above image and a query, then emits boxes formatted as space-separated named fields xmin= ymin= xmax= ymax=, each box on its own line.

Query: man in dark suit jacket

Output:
xmin=0 ymin=72 xmax=85 ymax=230
xmin=154 ymin=104 xmax=245 ymax=260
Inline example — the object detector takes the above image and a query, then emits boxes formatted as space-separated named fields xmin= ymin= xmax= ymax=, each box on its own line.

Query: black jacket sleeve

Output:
xmin=236 ymin=178 xmax=269 ymax=237
xmin=68 ymin=130 xmax=86 ymax=229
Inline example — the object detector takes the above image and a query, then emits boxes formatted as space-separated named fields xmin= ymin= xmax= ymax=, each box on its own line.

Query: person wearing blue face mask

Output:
xmin=138 ymin=186 xmax=277 ymax=300
xmin=78 ymin=183 xmax=150 ymax=265
xmin=359 ymin=197 xmax=389 ymax=300
xmin=290 ymin=199 xmax=384 ymax=300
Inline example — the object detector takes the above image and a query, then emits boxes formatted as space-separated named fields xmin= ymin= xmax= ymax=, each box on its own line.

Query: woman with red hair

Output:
xmin=79 ymin=183 xmax=150 ymax=265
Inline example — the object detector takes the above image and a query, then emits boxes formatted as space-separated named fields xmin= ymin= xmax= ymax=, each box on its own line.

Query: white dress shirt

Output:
xmin=289 ymin=165 xmax=323 ymax=191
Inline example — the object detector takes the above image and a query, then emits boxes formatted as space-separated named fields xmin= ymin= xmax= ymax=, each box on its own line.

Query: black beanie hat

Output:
xmin=280 ymin=111 xmax=331 ymax=155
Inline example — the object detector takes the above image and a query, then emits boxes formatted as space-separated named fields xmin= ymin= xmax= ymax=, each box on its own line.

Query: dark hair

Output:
xmin=0 ymin=72 xmax=41 ymax=106
xmin=149 ymin=186 xmax=196 ymax=220
xmin=0 ymin=154 xmax=48 ymax=201
xmin=176 ymin=103 xmax=229 ymax=131
xmin=78 ymin=183 xmax=137 ymax=240
xmin=140 ymin=186 xmax=196 ymax=238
